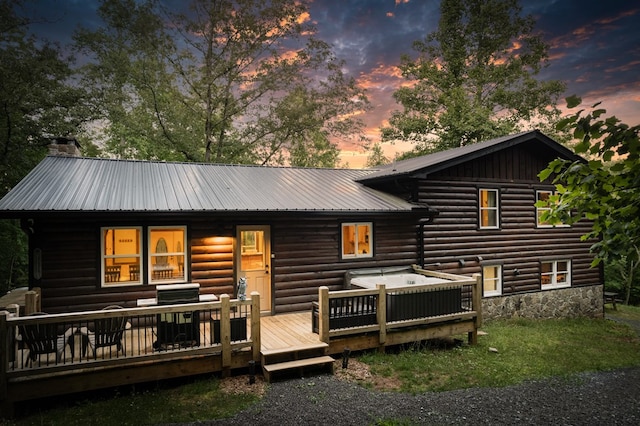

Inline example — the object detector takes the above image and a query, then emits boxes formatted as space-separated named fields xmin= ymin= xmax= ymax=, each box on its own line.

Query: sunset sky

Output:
xmin=26 ymin=0 xmax=640 ymax=167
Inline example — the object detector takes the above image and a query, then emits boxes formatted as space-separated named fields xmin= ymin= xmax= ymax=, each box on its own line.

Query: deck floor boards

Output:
xmin=260 ymin=312 xmax=319 ymax=352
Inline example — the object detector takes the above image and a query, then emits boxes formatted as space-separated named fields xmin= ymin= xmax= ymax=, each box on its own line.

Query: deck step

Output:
xmin=261 ymin=342 xmax=328 ymax=357
xmin=262 ymin=355 xmax=335 ymax=382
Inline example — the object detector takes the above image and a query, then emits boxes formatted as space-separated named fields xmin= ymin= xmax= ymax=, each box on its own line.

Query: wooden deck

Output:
xmin=260 ymin=312 xmax=319 ymax=352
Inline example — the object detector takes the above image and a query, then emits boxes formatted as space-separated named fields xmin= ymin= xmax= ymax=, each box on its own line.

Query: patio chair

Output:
xmin=84 ymin=305 xmax=127 ymax=359
xmin=18 ymin=312 xmax=74 ymax=366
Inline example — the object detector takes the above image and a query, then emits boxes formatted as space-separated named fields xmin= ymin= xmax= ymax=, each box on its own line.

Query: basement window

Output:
xmin=482 ymin=265 xmax=502 ymax=297
xmin=541 ymin=260 xmax=571 ymax=289
xmin=341 ymin=222 xmax=373 ymax=259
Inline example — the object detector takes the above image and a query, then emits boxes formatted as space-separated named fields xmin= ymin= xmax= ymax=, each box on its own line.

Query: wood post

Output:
xmin=468 ymin=273 xmax=482 ymax=345
xmin=318 ymin=286 xmax=329 ymax=344
xmin=250 ymin=291 xmax=261 ymax=362
xmin=0 ymin=311 xmax=10 ymax=417
xmin=220 ymin=294 xmax=231 ymax=377
xmin=25 ymin=288 xmax=41 ymax=315
xmin=377 ymin=284 xmax=386 ymax=350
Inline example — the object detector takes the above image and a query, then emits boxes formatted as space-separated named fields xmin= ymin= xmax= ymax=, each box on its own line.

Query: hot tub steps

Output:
xmin=261 ymin=342 xmax=334 ymax=382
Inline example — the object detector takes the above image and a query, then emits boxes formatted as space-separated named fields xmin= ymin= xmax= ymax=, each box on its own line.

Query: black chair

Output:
xmin=84 ymin=305 xmax=127 ymax=359
xmin=18 ymin=312 xmax=73 ymax=366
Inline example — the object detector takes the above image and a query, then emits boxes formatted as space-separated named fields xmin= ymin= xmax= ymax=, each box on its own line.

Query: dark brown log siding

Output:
xmin=270 ymin=215 xmax=420 ymax=314
xmin=415 ymin=142 xmax=601 ymax=294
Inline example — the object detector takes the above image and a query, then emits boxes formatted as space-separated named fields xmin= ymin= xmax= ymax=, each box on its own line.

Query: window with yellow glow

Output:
xmin=341 ymin=222 xmax=372 ymax=259
xmin=482 ymin=265 xmax=502 ymax=297
xmin=101 ymin=227 xmax=142 ymax=286
xmin=149 ymin=226 xmax=187 ymax=283
xmin=536 ymin=190 xmax=568 ymax=228
xmin=479 ymin=189 xmax=499 ymax=229
xmin=241 ymin=230 xmax=265 ymax=271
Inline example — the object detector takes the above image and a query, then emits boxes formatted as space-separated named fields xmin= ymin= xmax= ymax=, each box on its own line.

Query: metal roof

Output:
xmin=0 ymin=156 xmax=424 ymax=214
xmin=359 ymin=130 xmax=584 ymax=183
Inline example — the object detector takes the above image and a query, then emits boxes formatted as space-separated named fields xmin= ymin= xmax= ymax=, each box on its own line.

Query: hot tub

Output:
xmin=346 ymin=268 xmax=464 ymax=321
xmin=350 ymin=273 xmax=449 ymax=289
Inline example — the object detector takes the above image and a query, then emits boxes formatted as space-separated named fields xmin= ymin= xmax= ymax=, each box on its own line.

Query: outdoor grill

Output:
xmin=154 ymin=284 xmax=201 ymax=350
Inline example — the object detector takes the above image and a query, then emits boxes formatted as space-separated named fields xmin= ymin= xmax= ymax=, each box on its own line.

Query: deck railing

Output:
xmin=0 ymin=292 xmax=260 ymax=412
xmin=312 ymin=271 xmax=481 ymax=349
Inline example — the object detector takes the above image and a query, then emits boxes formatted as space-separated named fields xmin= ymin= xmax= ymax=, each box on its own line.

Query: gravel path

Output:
xmin=199 ymin=367 xmax=640 ymax=425
xmin=192 ymin=313 xmax=640 ymax=426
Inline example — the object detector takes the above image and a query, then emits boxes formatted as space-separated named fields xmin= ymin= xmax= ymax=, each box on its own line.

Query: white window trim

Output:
xmin=536 ymin=190 xmax=570 ymax=228
xmin=541 ymin=260 xmax=571 ymax=290
xmin=482 ymin=264 xmax=502 ymax=297
xmin=101 ymin=226 xmax=142 ymax=288
xmin=148 ymin=225 xmax=188 ymax=285
xmin=341 ymin=222 xmax=373 ymax=259
xmin=479 ymin=188 xmax=500 ymax=229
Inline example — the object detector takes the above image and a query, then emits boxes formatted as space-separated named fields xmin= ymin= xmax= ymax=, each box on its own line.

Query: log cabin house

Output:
xmin=0 ymin=130 xmax=602 ymax=319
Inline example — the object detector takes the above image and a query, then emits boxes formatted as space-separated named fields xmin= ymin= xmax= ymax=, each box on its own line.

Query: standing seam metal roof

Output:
xmin=0 ymin=156 xmax=421 ymax=213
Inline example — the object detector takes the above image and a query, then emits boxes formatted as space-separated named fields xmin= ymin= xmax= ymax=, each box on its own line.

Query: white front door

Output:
xmin=237 ymin=225 xmax=271 ymax=312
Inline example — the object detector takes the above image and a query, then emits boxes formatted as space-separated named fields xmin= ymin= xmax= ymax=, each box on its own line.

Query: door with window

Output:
xmin=237 ymin=226 xmax=271 ymax=312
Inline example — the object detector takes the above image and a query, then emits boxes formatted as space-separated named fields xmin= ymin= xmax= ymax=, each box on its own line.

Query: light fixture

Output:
xmin=458 ymin=259 xmax=466 ymax=267
xmin=476 ymin=256 xmax=483 ymax=262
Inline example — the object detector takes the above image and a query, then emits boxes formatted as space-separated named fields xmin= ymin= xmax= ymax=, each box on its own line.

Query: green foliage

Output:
xmin=365 ymin=143 xmax=390 ymax=168
xmin=381 ymin=0 xmax=565 ymax=155
xmin=0 ymin=0 xmax=93 ymax=195
xmin=539 ymin=96 xmax=640 ymax=303
xmin=0 ymin=219 xmax=28 ymax=295
xmin=75 ymin=0 xmax=369 ymax=166
xmin=360 ymin=317 xmax=640 ymax=393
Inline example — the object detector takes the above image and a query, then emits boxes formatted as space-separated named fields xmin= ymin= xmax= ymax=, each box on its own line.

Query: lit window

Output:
xmin=541 ymin=260 xmax=571 ymax=289
xmin=482 ymin=265 xmax=502 ymax=297
xmin=479 ymin=189 xmax=499 ymax=229
xmin=101 ymin=227 xmax=142 ymax=287
xmin=342 ymin=222 xmax=372 ymax=259
xmin=536 ymin=190 xmax=568 ymax=228
xmin=149 ymin=226 xmax=187 ymax=283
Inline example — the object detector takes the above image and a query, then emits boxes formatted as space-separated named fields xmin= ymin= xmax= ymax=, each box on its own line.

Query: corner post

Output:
xmin=377 ymin=284 xmax=387 ymax=350
xmin=318 ymin=286 xmax=329 ymax=344
xmin=220 ymin=294 xmax=231 ymax=377
xmin=250 ymin=291 xmax=261 ymax=362
xmin=25 ymin=289 xmax=40 ymax=315
xmin=0 ymin=311 xmax=10 ymax=416
xmin=469 ymin=273 xmax=482 ymax=345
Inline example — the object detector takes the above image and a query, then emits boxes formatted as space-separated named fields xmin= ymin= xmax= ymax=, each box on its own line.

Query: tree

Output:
xmin=538 ymin=96 xmax=640 ymax=304
xmin=381 ymin=0 xmax=565 ymax=155
xmin=75 ymin=0 xmax=369 ymax=166
xmin=365 ymin=143 xmax=389 ymax=168
xmin=0 ymin=0 xmax=92 ymax=292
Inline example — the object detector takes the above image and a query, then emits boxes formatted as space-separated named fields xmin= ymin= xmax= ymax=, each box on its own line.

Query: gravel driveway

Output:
xmin=198 ymin=367 xmax=640 ymax=426
xmin=193 ymin=313 xmax=640 ymax=426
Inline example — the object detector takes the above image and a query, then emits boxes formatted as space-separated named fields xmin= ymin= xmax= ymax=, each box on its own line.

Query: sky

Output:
xmin=24 ymin=0 xmax=640 ymax=167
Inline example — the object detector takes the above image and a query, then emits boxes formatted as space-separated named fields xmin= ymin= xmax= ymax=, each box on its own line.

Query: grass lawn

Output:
xmin=3 ymin=306 xmax=640 ymax=425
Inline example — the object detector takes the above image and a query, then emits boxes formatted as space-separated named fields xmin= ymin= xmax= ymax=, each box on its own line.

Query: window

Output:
xmin=101 ymin=225 xmax=187 ymax=287
xmin=541 ymin=260 xmax=571 ymax=289
xmin=101 ymin=227 xmax=142 ymax=287
xmin=342 ymin=222 xmax=372 ymax=259
xmin=536 ymin=190 xmax=568 ymax=227
xmin=482 ymin=265 xmax=502 ymax=297
xmin=149 ymin=226 xmax=187 ymax=283
xmin=479 ymin=189 xmax=499 ymax=229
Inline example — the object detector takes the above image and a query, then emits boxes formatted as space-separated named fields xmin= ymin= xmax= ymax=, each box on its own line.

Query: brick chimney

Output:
xmin=49 ymin=136 xmax=81 ymax=157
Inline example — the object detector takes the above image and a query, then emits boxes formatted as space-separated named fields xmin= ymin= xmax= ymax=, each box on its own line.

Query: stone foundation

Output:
xmin=482 ymin=285 xmax=604 ymax=320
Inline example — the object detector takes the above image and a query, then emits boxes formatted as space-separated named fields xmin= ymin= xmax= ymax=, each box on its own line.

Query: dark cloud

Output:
xmin=20 ymin=0 xmax=640 ymax=165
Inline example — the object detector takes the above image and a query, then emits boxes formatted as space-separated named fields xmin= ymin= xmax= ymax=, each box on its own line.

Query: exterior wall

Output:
xmin=28 ymin=213 xmax=422 ymax=314
xmin=270 ymin=215 xmax=420 ymax=314
xmin=482 ymin=285 xmax=604 ymax=319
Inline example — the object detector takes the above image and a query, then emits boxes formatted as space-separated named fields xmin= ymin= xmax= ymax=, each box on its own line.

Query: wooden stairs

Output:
xmin=261 ymin=342 xmax=335 ymax=382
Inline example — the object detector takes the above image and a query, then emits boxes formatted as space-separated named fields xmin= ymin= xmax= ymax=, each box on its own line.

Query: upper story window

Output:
xmin=101 ymin=227 xmax=142 ymax=287
xmin=482 ymin=265 xmax=502 ymax=297
xmin=479 ymin=188 xmax=499 ymax=229
xmin=536 ymin=190 xmax=569 ymax=228
xmin=541 ymin=260 xmax=571 ymax=289
xmin=149 ymin=226 xmax=187 ymax=284
xmin=342 ymin=222 xmax=373 ymax=259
